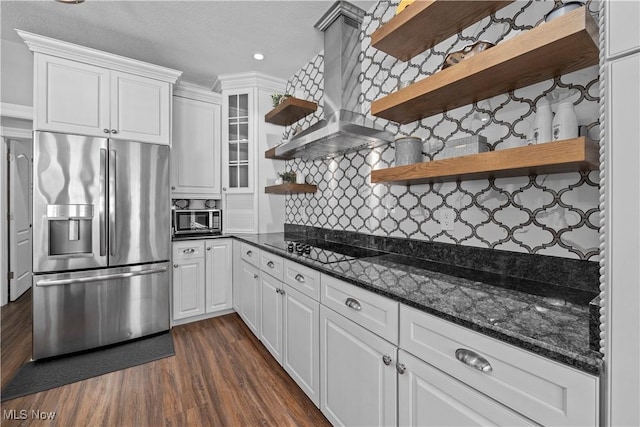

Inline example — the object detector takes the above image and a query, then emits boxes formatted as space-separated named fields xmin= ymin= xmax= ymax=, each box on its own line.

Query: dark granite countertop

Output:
xmin=230 ymin=232 xmax=603 ymax=376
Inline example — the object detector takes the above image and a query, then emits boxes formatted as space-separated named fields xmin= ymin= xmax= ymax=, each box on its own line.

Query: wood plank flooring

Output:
xmin=1 ymin=292 xmax=330 ymax=427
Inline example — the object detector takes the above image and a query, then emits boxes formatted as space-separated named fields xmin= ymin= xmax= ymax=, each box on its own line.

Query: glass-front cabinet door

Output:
xmin=224 ymin=91 xmax=253 ymax=193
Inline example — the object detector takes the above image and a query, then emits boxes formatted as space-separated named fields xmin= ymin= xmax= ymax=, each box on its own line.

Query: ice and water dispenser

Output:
xmin=47 ymin=204 xmax=93 ymax=256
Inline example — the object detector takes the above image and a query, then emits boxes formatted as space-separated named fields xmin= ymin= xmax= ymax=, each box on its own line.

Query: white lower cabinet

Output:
xmin=231 ymin=244 xmax=600 ymax=427
xmin=259 ymin=250 xmax=320 ymax=406
xmin=398 ymin=350 xmax=534 ymax=426
xmin=172 ymin=239 xmax=232 ymax=323
xmin=260 ymin=273 xmax=283 ymax=362
xmin=205 ymin=239 xmax=233 ymax=313
xmin=172 ymin=242 xmax=206 ymax=320
xmin=282 ymin=284 xmax=320 ymax=406
xmin=238 ymin=259 xmax=260 ymax=336
xmin=320 ymin=305 xmax=397 ymax=427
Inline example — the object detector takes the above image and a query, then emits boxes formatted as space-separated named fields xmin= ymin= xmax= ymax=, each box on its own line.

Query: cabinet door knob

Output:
xmin=253 ymin=274 xmax=258 ymax=279
xmin=223 ymin=187 xmax=227 ymax=191
xmin=396 ymin=362 xmax=406 ymax=374
xmin=345 ymin=297 xmax=362 ymax=311
xmin=382 ymin=355 xmax=392 ymax=366
xmin=173 ymin=264 xmax=178 ymax=268
xmin=294 ymin=273 xmax=305 ymax=283
xmin=455 ymin=349 xmax=493 ymax=373
xmin=267 ymin=261 xmax=275 ymax=268
xmin=207 ymin=246 xmax=211 ymax=251
xmin=111 ymin=129 xmax=118 ymax=134
xmin=171 ymin=186 xmax=176 ymax=190
xmin=103 ymin=129 xmax=110 ymax=133
xmin=275 ymin=288 xmax=280 ymax=294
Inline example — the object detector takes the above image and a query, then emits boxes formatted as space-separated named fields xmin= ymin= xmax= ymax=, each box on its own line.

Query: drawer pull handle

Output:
xmin=396 ymin=362 xmax=406 ymax=374
xmin=345 ymin=297 xmax=362 ymax=311
xmin=382 ymin=355 xmax=392 ymax=366
xmin=294 ymin=274 xmax=305 ymax=283
xmin=267 ymin=261 xmax=275 ymax=268
xmin=183 ymin=248 xmax=195 ymax=254
xmin=246 ymin=250 xmax=253 ymax=256
xmin=455 ymin=349 xmax=493 ymax=373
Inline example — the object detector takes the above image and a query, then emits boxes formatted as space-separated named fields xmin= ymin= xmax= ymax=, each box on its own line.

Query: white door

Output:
xmin=238 ymin=260 xmax=260 ymax=336
xmin=259 ymin=274 xmax=283 ymax=363
xmin=283 ymin=284 xmax=320 ymax=407
xmin=172 ymin=258 xmax=206 ymax=320
xmin=34 ymin=54 xmax=110 ymax=137
xmin=205 ymin=239 xmax=232 ymax=313
xmin=9 ymin=139 xmax=32 ymax=301
xmin=398 ymin=350 xmax=534 ymax=427
xmin=172 ymin=96 xmax=221 ymax=197
xmin=110 ymin=71 xmax=171 ymax=145
xmin=320 ymin=305 xmax=397 ymax=427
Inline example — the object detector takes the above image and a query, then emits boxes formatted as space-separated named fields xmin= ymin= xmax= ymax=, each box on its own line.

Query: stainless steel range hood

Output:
xmin=274 ymin=1 xmax=394 ymax=160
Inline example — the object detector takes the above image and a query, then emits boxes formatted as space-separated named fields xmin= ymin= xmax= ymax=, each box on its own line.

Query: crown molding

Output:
xmin=174 ymin=82 xmax=223 ymax=104
xmin=209 ymin=76 xmax=222 ymax=93
xmin=0 ymin=126 xmax=32 ymax=140
xmin=218 ymin=72 xmax=286 ymax=93
xmin=17 ymin=29 xmax=182 ymax=84
xmin=0 ymin=103 xmax=33 ymax=120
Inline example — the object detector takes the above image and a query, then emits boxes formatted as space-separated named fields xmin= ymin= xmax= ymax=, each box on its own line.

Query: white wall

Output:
xmin=1 ymin=39 xmax=33 ymax=106
xmin=257 ymin=86 xmax=286 ymax=234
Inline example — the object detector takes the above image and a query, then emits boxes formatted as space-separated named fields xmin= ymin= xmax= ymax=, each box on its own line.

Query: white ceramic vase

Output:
xmin=552 ymin=101 xmax=579 ymax=141
xmin=533 ymin=98 xmax=553 ymax=144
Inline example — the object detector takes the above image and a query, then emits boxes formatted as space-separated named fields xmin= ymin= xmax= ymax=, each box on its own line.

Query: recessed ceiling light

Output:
xmin=253 ymin=53 xmax=264 ymax=61
xmin=55 ymin=0 xmax=85 ymax=3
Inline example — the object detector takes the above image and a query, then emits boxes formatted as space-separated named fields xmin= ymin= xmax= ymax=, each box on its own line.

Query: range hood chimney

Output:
xmin=274 ymin=1 xmax=394 ymax=160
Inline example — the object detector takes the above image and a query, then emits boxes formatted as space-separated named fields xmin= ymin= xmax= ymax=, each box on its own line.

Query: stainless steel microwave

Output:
xmin=173 ymin=209 xmax=222 ymax=235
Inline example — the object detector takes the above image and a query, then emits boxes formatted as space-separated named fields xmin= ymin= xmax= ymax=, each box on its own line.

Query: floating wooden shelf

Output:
xmin=264 ymin=97 xmax=317 ymax=127
xmin=370 ymin=137 xmax=599 ymax=185
xmin=372 ymin=0 xmax=515 ymax=61
xmin=265 ymin=146 xmax=292 ymax=160
xmin=371 ymin=7 xmax=599 ymax=124
xmin=265 ymin=183 xmax=317 ymax=194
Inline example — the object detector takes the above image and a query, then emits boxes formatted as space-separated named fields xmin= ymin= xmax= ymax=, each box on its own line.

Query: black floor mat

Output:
xmin=1 ymin=332 xmax=175 ymax=402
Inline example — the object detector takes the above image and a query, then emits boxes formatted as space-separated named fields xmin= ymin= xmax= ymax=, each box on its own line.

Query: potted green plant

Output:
xmin=278 ymin=171 xmax=297 ymax=183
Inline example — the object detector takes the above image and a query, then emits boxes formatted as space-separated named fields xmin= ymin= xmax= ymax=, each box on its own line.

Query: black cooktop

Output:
xmin=264 ymin=239 xmax=386 ymax=264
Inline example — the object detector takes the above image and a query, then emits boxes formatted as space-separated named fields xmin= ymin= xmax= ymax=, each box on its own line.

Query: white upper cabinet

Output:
xmin=110 ymin=71 xmax=171 ymax=144
xmin=34 ymin=55 xmax=110 ymax=137
xmin=606 ymin=1 xmax=640 ymax=58
xmin=19 ymin=30 xmax=181 ymax=145
xmin=171 ymin=85 xmax=222 ymax=197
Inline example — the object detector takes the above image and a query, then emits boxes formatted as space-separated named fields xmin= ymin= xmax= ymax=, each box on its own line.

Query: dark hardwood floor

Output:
xmin=1 ymin=292 xmax=330 ymax=426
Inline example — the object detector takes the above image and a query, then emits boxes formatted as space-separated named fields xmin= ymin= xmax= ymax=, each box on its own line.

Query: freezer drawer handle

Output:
xmin=36 ymin=267 xmax=167 ymax=287
xmin=455 ymin=349 xmax=493 ymax=373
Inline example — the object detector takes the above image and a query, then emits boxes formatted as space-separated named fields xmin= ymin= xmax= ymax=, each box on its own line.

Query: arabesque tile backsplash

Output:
xmin=281 ymin=0 xmax=600 ymax=261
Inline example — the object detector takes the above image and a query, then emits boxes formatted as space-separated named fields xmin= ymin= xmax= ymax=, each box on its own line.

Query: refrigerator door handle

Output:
xmin=109 ymin=148 xmax=117 ymax=256
xmin=35 ymin=266 xmax=168 ymax=287
xmin=99 ymin=148 xmax=107 ymax=257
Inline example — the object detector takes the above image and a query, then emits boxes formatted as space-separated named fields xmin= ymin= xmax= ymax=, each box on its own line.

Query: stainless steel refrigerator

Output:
xmin=32 ymin=131 xmax=170 ymax=360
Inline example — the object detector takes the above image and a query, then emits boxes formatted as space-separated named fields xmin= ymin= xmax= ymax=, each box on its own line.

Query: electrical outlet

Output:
xmin=440 ymin=208 xmax=455 ymax=231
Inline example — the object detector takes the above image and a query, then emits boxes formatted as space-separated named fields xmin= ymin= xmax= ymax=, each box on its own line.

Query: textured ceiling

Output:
xmin=1 ymin=0 xmax=375 ymax=89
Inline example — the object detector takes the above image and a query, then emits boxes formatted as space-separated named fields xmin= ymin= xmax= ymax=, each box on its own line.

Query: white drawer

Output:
xmin=400 ymin=304 xmax=599 ymax=427
xmin=321 ymin=274 xmax=399 ymax=345
xmin=283 ymin=259 xmax=320 ymax=301
xmin=172 ymin=240 xmax=205 ymax=260
xmin=240 ymin=242 xmax=260 ymax=266
xmin=260 ymin=251 xmax=284 ymax=281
